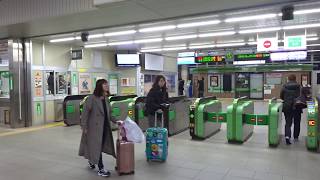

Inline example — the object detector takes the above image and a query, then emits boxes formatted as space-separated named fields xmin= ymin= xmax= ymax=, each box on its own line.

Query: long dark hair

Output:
xmin=152 ymin=75 xmax=167 ymax=91
xmin=93 ymin=79 xmax=110 ymax=97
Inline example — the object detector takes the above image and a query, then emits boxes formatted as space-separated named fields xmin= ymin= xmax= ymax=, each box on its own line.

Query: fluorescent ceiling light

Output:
xmin=307 ymin=37 xmax=319 ymax=41
xmin=134 ymin=38 xmax=163 ymax=44
xmin=294 ymin=8 xmax=320 ymax=15
xmin=239 ymin=27 xmax=281 ymax=34
xmin=199 ymin=31 xmax=236 ymax=38
xmin=104 ymin=30 xmax=136 ymax=37
xmin=108 ymin=41 xmax=134 ymax=46
xmin=225 ymin=14 xmax=277 ymax=23
xmin=165 ymin=34 xmax=198 ymax=41
xmin=307 ymin=49 xmax=320 ymax=52
xmin=307 ymin=44 xmax=320 ymax=47
xmin=139 ymin=25 xmax=176 ymax=33
xmin=50 ymin=37 xmax=78 ymax=43
xmin=216 ymin=42 xmax=246 ymax=47
xmin=162 ymin=47 xmax=187 ymax=51
xmin=247 ymin=42 xmax=257 ymax=45
xmin=283 ymin=23 xmax=320 ymax=30
xmin=140 ymin=48 xmax=162 ymax=53
xmin=89 ymin=34 xmax=104 ymax=39
xmin=177 ymin=20 xmax=221 ymax=28
xmin=84 ymin=43 xmax=108 ymax=48
xmin=189 ymin=44 xmax=216 ymax=49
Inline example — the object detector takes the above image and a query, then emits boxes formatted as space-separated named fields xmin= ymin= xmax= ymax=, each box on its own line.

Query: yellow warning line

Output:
xmin=0 ymin=122 xmax=65 ymax=137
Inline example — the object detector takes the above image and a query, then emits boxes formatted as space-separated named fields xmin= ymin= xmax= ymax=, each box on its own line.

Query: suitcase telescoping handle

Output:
xmin=155 ymin=109 xmax=164 ymax=128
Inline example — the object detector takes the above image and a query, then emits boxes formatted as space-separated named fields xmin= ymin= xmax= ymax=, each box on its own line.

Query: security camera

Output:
xmin=81 ymin=32 xmax=89 ymax=42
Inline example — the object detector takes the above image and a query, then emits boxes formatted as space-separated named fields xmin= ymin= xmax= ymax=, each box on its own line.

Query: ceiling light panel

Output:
xmin=294 ymin=8 xmax=320 ymax=15
xmin=140 ymin=48 xmax=163 ymax=52
xmin=239 ymin=27 xmax=281 ymax=34
xmin=139 ymin=25 xmax=176 ymax=33
xmin=84 ymin=43 xmax=108 ymax=48
xmin=134 ymin=38 xmax=163 ymax=44
xmin=225 ymin=14 xmax=277 ymax=23
xmin=165 ymin=34 xmax=198 ymax=41
xmin=189 ymin=44 xmax=216 ymax=49
xmin=198 ymin=31 xmax=236 ymax=38
xmin=49 ymin=37 xmax=78 ymax=43
xmin=177 ymin=20 xmax=221 ymax=28
xmin=162 ymin=47 xmax=187 ymax=51
xmin=104 ymin=30 xmax=136 ymax=37
xmin=108 ymin=41 xmax=134 ymax=46
xmin=283 ymin=23 xmax=320 ymax=30
xmin=216 ymin=42 xmax=246 ymax=47
xmin=89 ymin=34 xmax=104 ymax=39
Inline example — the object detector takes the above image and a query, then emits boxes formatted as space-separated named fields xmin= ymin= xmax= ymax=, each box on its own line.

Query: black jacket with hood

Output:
xmin=146 ymin=86 xmax=169 ymax=116
xmin=280 ymin=81 xmax=301 ymax=113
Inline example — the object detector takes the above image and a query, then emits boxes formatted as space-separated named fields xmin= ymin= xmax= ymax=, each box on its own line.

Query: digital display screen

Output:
xmin=270 ymin=51 xmax=307 ymax=61
xmin=195 ymin=56 xmax=225 ymax=63
xmin=234 ymin=53 xmax=270 ymax=61
xmin=116 ymin=54 xmax=140 ymax=66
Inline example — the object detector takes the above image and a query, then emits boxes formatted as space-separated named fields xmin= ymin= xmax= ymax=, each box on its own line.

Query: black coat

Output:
xmin=280 ymin=81 xmax=301 ymax=113
xmin=146 ymin=87 xmax=169 ymax=116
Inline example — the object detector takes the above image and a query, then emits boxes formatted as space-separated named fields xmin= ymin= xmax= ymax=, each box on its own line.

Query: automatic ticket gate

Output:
xmin=63 ymin=95 xmax=89 ymax=126
xmin=128 ymin=96 xmax=191 ymax=136
xmin=189 ymin=97 xmax=283 ymax=147
xmin=306 ymin=97 xmax=320 ymax=151
xmin=109 ymin=95 xmax=137 ymax=130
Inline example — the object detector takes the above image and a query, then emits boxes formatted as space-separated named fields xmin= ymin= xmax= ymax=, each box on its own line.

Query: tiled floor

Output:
xmin=0 ymin=101 xmax=319 ymax=180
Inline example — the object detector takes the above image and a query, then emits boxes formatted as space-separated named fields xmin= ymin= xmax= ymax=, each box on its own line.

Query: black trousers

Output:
xmin=284 ymin=111 xmax=302 ymax=139
xmin=198 ymin=90 xmax=204 ymax=98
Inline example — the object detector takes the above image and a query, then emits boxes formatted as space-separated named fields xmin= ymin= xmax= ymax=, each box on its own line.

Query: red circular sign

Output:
xmin=263 ymin=40 xmax=272 ymax=48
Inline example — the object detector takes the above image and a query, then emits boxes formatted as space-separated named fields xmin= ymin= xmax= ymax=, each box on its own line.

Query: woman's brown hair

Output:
xmin=93 ymin=79 xmax=110 ymax=97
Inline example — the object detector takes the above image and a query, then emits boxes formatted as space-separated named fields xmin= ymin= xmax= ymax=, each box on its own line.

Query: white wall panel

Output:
xmin=0 ymin=0 xmax=94 ymax=26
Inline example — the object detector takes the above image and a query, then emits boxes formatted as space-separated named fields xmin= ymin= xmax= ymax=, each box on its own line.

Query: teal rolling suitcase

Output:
xmin=145 ymin=110 xmax=168 ymax=162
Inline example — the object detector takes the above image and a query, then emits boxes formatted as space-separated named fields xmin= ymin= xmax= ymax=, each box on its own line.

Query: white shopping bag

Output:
xmin=123 ymin=116 xmax=145 ymax=143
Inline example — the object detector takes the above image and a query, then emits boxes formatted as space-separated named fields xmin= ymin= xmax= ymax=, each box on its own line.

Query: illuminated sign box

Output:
xmin=195 ymin=56 xmax=225 ymax=63
xmin=284 ymin=36 xmax=307 ymax=50
xmin=234 ymin=53 xmax=270 ymax=61
xmin=270 ymin=51 xmax=307 ymax=61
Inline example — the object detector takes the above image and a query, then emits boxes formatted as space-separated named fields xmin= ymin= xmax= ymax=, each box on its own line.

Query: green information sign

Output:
xmin=36 ymin=103 xmax=41 ymax=115
xmin=288 ymin=37 xmax=302 ymax=48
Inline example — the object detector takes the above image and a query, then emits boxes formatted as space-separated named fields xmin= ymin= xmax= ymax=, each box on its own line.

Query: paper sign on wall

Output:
xmin=79 ymin=73 xmax=92 ymax=94
xmin=34 ymin=71 xmax=43 ymax=97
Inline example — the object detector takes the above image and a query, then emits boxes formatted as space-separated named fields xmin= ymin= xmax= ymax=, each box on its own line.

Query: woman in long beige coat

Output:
xmin=79 ymin=79 xmax=117 ymax=177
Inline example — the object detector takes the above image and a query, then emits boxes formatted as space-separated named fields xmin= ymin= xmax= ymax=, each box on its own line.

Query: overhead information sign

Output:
xmin=195 ymin=56 xmax=225 ymax=63
xmin=284 ymin=36 xmax=306 ymax=50
xmin=270 ymin=51 xmax=307 ymax=61
xmin=257 ymin=38 xmax=278 ymax=52
xmin=234 ymin=53 xmax=270 ymax=61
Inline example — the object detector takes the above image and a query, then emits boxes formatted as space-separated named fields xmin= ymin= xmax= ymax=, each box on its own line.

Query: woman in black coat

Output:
xmin=146 ymin=75 xmax=169 ymax=127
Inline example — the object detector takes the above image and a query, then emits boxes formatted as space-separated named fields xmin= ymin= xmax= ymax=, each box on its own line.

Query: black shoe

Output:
xmin=98 ymin=169 xmax=111 ymax=177
xmin=286 ymin=138 xmax=291 ymax=145
xmin=88 ymin=162 xmax=95 ymax=169
xmin=294 ymin=138 xmax=299 ymax=142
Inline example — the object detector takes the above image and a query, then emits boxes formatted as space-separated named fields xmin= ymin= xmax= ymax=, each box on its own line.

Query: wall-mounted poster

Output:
xmin=301 ymin=75 xmax=308 ymax=86
xmin=210 ymin=75 xmax=219 ymax=87
xmin=79 ymin=73 xmax=92 ymax=94
xmin=121 ymin=78 xmax=129 ymax=86
xmin=34 ymin=71 xmax=43 ymax=97
xmin=164 ymin=74 xmax=176 ymax=93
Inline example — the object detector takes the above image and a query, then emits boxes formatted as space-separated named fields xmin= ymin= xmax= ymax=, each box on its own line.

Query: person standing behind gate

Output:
xmin=280 ymin=74 xmax=301 ymax=145
xmin=146 ymin=75 xmax=169 ymax=127
xmin=197 ymin=77 xmax=205 ymax=98
xmin=79 ymin=79 xmax=118 ymax=177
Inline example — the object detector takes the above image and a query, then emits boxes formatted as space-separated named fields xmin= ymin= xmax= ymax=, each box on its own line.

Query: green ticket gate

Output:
xmin=306 ymin=98 xmax=320 ymax=151
xmin=189 ymin=96 xmax=223 ymax=140
xmin=63 ymin=95 xmax=89 ymax=126
xmin=228 ymin=98 xmax=282 ymax=146
xmin=109 ymin=95 xmax=137 ymax=130
xmin=128 ymin=97 xmax=148 ymax=131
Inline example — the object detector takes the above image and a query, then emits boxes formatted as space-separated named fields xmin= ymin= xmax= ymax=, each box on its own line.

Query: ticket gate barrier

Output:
xmin=306 ymin=97 xmax=320 ymax=151
xmin=228 ymin=97 xmax=282 ymax=146
xmin=110 ymin=95 xmax=137 ymax=130
xmin=129 ymin=96 xmax=191 ymax=136
xmin=189 ymin=96 xmax=223 ymax=140
xmin=63 ymin=95 xmax=88 ymax=126
xmin=128 ymin=97 xmax=148 ymax=131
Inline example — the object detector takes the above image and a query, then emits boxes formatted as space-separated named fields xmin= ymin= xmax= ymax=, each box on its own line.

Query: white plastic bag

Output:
xmin=123 ymin=116 xmax=145 ymax=143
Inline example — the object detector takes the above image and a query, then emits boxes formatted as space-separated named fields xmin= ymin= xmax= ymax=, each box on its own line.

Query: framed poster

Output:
xmin=301 ymin=75 xmax=308 ymax=86
xmin=210 ymin=75 xmax=219 ymax=87
xmin=79 ymin=73 xmax=92 ymax=94
xmin=34 ymin=71 xmax=43 ymax=97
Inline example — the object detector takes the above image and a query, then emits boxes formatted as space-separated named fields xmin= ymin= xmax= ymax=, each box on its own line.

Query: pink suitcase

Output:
xmin=115 ymin=126 xmax=135 ymax=175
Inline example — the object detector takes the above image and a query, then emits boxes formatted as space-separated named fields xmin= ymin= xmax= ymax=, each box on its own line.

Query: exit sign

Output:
xmin=284 ymin=36 xmax=306 ymax=50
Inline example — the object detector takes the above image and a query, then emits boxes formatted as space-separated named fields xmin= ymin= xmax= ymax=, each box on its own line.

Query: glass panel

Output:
xmin=45 ymin=71 xmax=54 ymax=95
xmin=250 ymin=74 xmax=264 ymax=99
xmin=55 ymin=72 xmax=68 ymax=95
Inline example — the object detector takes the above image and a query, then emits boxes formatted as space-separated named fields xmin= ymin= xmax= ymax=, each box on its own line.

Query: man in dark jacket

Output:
xmin=197 ymin=77 xmax=205 ymax=98
xmin=280 ymin=74 xmax=301 ymax=145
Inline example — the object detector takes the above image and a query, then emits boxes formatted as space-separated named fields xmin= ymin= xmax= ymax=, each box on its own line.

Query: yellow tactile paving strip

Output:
xmin=0 ymin=122 xmax=65 ymax=137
